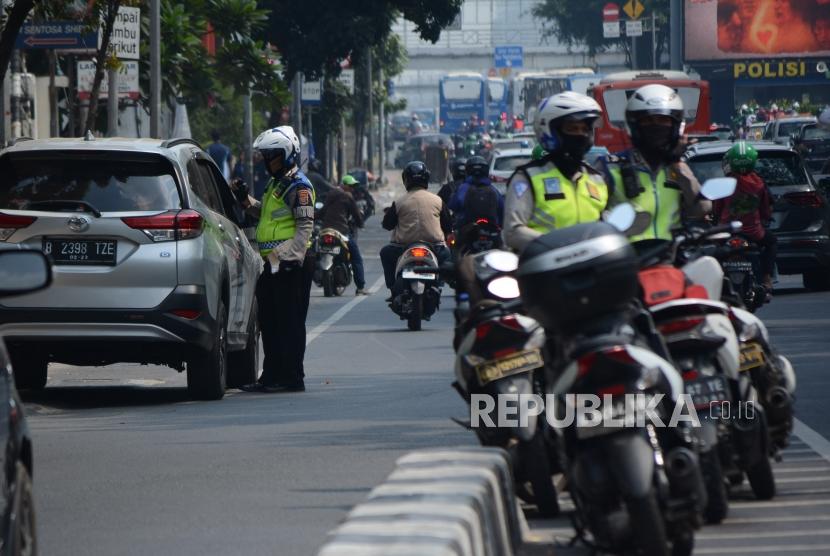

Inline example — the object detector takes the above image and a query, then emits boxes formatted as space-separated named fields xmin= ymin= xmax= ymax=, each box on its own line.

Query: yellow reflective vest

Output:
xmin=525 ymin=163 xmax=609 ymax=232
xmin=255 ymin=177 xmax=315 ymax=257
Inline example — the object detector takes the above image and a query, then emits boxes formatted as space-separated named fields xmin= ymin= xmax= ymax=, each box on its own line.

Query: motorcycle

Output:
xmin=455 ymin=218 xmax=503 ymax=256
xmin=315 ymin=228 xmax=352 ymax=297
xmin=449 ymin=249 xmax=560 ymax=517
xmin=389 ymin=244 xmax=442 ymax=331
xmin=516 ymin=206 xmax=706 ymax=556
xmin=714 ymin=236 xmax=768 ymax=312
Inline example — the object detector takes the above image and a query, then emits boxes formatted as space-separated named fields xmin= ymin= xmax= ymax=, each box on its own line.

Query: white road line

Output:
xmin=776 ymin=476 xmax=830 ymax=483
xmin=794 ymin=419 xmax=830 ymax=464
xmin=725 ymin=515 xmax=830 ymax=524
xmin=776 ymin=467 xmax=830 ymax=473
xmin=733 ymin=499 xmax=830 ymax=509
xmin=306 ymin=275 xmax=386 ymax=346
xmin=779 ymin=456 xmax=830 ymax=464
xmin=781 ymin=448 xmax=822 ymax=455
xmin=697 ymin=529 xmax=830 ymax=540
xmin=695 ymin=544 xmax=830 ymax=554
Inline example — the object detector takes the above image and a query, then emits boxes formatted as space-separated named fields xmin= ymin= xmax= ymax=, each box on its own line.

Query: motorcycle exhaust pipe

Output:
xmin=764 ymin=386 xmax=793 ymax=426
xmin=665 ymin=447 xmax=706 ymax=507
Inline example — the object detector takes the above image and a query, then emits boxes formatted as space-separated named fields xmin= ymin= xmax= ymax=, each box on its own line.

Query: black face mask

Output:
xmin=634 ymin=125 xmax=676 ymax=156
xmin=559 ymin=133 xmax=593 ymax=160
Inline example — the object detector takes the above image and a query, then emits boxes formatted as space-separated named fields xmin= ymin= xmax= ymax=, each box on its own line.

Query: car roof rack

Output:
xmin=160 ymin=137 xmax=202 ymax=149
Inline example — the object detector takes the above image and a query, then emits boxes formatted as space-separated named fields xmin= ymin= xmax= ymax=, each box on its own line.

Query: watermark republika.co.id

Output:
xmin=470 ymin=394 xmax=757 ymax=431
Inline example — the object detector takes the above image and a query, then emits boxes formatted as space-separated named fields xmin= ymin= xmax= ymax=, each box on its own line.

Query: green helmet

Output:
xmin=531 ymin=144 xmax=548 ymax=161
xmin=723 ymin=141 xmax=758 ymax=174
xmin=341 ymin=175 xmax=359 ymax=186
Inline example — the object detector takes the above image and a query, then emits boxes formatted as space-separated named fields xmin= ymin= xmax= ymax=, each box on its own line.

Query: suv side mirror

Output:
xmin=0 ymin=250 xmax=52 ymax=297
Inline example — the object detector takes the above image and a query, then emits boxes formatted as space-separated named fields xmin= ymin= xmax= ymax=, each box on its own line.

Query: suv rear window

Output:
xmin=0 ymin=153 xmax=181 ymax=212
xmin=687 ymin=151 xmax=810 ymax=187
xmin=494 ymin=155 xmax=531 ymax=172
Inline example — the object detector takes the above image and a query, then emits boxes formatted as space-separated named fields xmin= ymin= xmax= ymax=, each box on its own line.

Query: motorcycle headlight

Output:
xmin=486 ymin=276 xmax=520 ymax=299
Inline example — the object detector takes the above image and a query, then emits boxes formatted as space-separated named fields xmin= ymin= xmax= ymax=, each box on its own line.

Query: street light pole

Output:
xmin=670 ymin=0 xmax=682 ymax=70
xmin=150 ymin=0 xmax=161 ymax=138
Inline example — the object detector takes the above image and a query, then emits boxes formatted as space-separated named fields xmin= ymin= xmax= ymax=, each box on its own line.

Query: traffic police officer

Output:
xmin=503 ymin=92 xmax=609 ymax=253
xmin=240 ymin=125 xmax=314 ymax=393
xmin=599 ymin=84 xmax=710 ymax=242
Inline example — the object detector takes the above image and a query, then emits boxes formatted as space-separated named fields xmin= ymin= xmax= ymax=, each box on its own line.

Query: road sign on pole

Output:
xmin=603 ymin=3 xmax=620 ymax=21
xmin=603 ymin=22 xmax=621 ymax=39
xmin=494 ymin=46 xmax=523 ymax=69
xmin=301 ymin=78 xmax=321 ymax=105
xmin=14 ymin=22 xmax=97 ymax=50
xmin=623 ymin=0 xmax=645 ymax=20
xmin=101 ymin=6 xmax=141 ymax=60
xmin=626 ymin=20 xmax=643 ymax=37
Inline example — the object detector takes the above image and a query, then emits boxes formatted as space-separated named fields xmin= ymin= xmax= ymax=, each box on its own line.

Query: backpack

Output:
xmin=461 ymin=183 xmax=499 ymax=227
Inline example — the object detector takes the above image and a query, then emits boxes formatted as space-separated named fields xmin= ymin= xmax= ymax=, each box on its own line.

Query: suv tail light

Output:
xmin=784 ymin=191 xmax=824 ymax=208
xmin=0 ymin=213 xmax=36 ymax=241
xmin=490 ymin=174 xmax=506 ymax=183
xmin=122 ymin=210 xmax=203 ymax=242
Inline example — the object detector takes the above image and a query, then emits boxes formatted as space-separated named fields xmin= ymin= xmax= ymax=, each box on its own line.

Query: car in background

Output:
xmin=489 ymin=148 xmax=533 ymax=193
xmin=491 ymin=136 xmax=534 ymax=153
xmin=763 ymin=116 xmax=817 ymax=145
xmin=394 ymin=133 xmax=454 ymax=169
xmin=388 ymin=114 xmax=411 ymax=143
xmin=412 ymin=108 xmax=437 ymax=132
xmin=748 ymin=122 xmax=766 ymax=141
xmin=687 ymin=133 xmax=722 ymax=146
xmin=791 ymin=122 xmax=830 ymax=173
xmin=0 ymin=249 xmax=50 ymax=554
xmin=684 ymin=140 xmax=830 ymax=290
xmin=709 ymin=124 xmax=733 ymax=141
xmin=0 ymin=137 xmax=263 ymax=399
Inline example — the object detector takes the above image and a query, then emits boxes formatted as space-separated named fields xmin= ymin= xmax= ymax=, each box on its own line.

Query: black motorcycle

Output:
xmin=389 ymin=244 xmax=442 ymax=331
xmin=716 ymin=236 xmax=767 ymax=312
xmin=315 ymin=228 xmax=352 ymax=297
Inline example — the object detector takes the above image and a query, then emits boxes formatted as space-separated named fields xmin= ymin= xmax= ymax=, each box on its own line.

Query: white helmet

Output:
xmin=533 ymin=91 xmax=602 ymax=152
xmin=253 ymin=125 xmax=301 ymax=178
xmin=819 ymin=106 xmax=830 ymax=129
xmin=625 ymin=84 xmax=685 ymax=153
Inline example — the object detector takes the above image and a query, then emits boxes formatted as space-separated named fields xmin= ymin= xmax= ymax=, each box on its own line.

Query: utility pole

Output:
xmin=652 ymin=12 xmax=657 ymax=69
xmin=107 ymin=66 xmax=118 ymax=136
xmin=49 ymin=52 xmax=58 ymax=137
xmin=292 ymin=72 xmax=303 ymax=143
xmin=243 ymin=89 xmax=253 ymax=186
xmin=631 ymin=35 xmax=637 ymax=70
xmin=0 ymin=73 xmax=5 ymax=144
xmin=670 ymin=0 xmax=682 ymax=70
xmin=378 ymin=66 xmax=385 ymax=178
xmin=150 ymin=0 xmax=161 ymax=137
xmin=10 ymin=51 xmax=21 ymax=139
xmin=366 ymin=48 xmax=374 ymax=172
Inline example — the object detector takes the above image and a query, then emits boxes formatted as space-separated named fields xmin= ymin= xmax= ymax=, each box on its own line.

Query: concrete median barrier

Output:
xmin=316 ymin=447 xmax=521 ymax=556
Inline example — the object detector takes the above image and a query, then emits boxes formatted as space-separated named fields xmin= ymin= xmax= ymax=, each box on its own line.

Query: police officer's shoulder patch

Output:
xmin=512 ymin=181 xmax=529 ymax=198
xmin=296 ymin=186 xmax=312 ymax=206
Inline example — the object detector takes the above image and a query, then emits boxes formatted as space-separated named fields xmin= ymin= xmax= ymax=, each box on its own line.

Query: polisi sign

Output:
xmin=733 ymin=61 xmax=806 ymax=79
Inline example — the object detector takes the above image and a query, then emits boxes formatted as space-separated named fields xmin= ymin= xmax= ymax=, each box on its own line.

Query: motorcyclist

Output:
xmin=343 ymin=173 xmax=376 ymax=226
xmin=599 ymin=84 xmax=711 ymax=241
xmin=319 ymin=175 xmax=369 ymax=295
xmin=715 ymin=141 xmax=777 ymax=294
xmin=438 ymin=159 xmax=466 ymax=207
xmin=380 ymin=161 xmax=452 ymax=299
xmin=304 ymin=158 xmax=333 ymax=202
xmin=503 ymin=92 xmax=610 ymax=253
xmin=408 ymin=114 xmax=423 ymax=137
xmin=449 ymin=156 xmax=504 ymax=229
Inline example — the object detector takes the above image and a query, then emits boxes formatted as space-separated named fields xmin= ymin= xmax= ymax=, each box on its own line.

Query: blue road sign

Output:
xmin=15 ymin=21 xmax=97 ymax=50
xmin=494 ymin=46 xmax=523 ymax=69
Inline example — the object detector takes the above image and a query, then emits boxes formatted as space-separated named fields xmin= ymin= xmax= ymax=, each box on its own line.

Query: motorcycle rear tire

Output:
xmin=746 ymin=454 xmax=776 ymax=500
xmin=626 ymin=492 xmax=670 ymax=556
xmin=407 ymin=293 xmax=423 ymax=331
xmin=700 ymin=449 xmax=729 ymax=524
xmin=518 ymin=434 xmax=560 ymax=518
xmin=322 ymin=271 xmax=335 ymax=297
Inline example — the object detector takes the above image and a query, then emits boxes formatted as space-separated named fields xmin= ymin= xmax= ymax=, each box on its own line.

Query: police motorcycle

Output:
xmin=389 ymin=244 xmax=442 ymax=331
xmin=516 ymin=205 xmax=706 ymax=556
xmin=446 ymin=250 xmax=561 ymax=517
xmin=315 ymin=227 xmax=352 ymax=297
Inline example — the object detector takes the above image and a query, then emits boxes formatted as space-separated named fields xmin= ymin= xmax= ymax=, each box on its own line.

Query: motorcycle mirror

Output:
xmin=605 ymin=204 xmax=637 ymax=233
xmin=482 ymin=250 xmax=519 ymax=272
xmin=700 ymin=177 xmax=737 ymax=200
xmin=315 ymin=201 xmax=324 ymax=210
xmin=486 ymin=276 xmax=521 ymax=299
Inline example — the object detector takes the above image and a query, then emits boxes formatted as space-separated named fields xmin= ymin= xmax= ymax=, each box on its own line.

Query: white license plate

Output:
xmin=319 ymin=246 xmax=340 ymax=254
xmin=402 ymin=269 xmax=435 ymax=280
xmin=574 ymin=398 xmax=651 ymax=440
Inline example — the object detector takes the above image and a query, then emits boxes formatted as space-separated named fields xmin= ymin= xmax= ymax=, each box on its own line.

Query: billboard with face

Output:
xmin=685 ymin=0 xmax=830 ymax=60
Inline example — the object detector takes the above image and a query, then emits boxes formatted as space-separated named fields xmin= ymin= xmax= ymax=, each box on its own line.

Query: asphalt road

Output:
xmin=22 ymin=179 xmax=830 ymax=555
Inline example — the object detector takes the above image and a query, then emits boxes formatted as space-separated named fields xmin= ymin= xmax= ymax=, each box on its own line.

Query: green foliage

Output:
xmin=533 ymin=0 xmax=668 ymax=62
xmin=189 ymin=85 xmax=267 ymax=151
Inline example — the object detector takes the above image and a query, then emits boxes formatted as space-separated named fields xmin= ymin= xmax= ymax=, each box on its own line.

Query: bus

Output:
xmin=509 ymin=68 xmax=596 ymax=123
xmin=590 ymin=70 xmax=712 ymax=154
xmin=487 ymin=76 xmax=509 ymax=122
xmin=439 ymin=72 xmax=487 ymax=134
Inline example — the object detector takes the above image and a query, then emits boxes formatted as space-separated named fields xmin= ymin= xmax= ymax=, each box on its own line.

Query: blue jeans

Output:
xmin=348 ymin=237 xmax=366 ymax=290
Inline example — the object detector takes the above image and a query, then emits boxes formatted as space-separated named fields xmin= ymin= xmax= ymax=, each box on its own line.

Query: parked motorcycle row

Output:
xmin=423 ymin=178 xmax=798 ymax=556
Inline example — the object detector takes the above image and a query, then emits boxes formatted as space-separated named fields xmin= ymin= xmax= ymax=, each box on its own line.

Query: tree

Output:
xmin=533 ymin=0 xmax=668 ymax=67
xmin=258 ymin=0 xmax=462 ymax=80
xmin=84 ymin=0 xmax=123 ymax=133
xmin=0 ymin=0 xmax=36 ymax=82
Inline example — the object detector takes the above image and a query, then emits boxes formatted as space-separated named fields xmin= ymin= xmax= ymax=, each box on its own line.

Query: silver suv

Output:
xmin=0 ymin=137 xmax=262 ymax=400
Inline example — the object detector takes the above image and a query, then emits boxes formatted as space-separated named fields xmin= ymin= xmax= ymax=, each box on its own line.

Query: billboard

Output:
xmin=685 ymin=0 xmax=830 ymax=61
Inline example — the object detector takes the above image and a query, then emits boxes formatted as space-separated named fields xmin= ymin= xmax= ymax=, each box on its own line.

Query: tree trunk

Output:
xmin=0 ymin=0 xmax=36 ymax=82
xmin=85 ymin=0 xmax=122 ymax=134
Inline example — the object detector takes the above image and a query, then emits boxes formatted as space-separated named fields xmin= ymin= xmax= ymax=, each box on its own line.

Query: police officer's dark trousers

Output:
xmin=256 ymin=256 xmax=313 ymax=387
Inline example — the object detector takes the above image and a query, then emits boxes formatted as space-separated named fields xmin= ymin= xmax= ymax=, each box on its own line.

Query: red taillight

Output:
xmin=322 ymin=235 xmax=336 ymax=245
xmin=785 ymin=191 xmax=824 ymax=208
xmin=490 ymin=175 xmax=506 ymax=183
xmin=499 ymin=315 xmax=523 ymax=330
xmin=0 ymin=212 xmax=36 ymax=241
xmin=728 ymin=237 xmax=749 ymax=249
xmin=170 ymin=309 xmax=202 ymax=320
xmin=577 ymin=346 xmax=634 ymax=377
xmin=475 ymin=218 xmax=491 ymax=225
xmin=475 ymin=322 xmax=493 ymax=340
xmin=493 ymin=347 xmax=517 ymax=359
xmin=122 ymin=209 xmax=203 ymax=242
xmin=409 ymin=247 xmax=428 ymax=258
xmin=682 ymin=369 xmax=699 ymax=381
xmin=597 ymin=383 xmax=627 ymax=397
xmin=658 ymin=316 xmax=705 ymax=335
xmin=448 ymin=233 xmax=456 ymax=247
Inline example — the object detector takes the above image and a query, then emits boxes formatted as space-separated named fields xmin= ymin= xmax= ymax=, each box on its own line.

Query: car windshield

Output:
xmin=804 ymin=126 xmax=830 ymax=140
xmin=687 ymin=151 xmax=810 ymax=187
xmin=0 ymin=153 xmax=182 ymax=212
xmin=494 ymin=140 xmax=533 ymax=150
xmin=494 ymin=155 xmax=531 ymax=172
xmin=778 ymin=121 xmax=811 ymax=137
xmin=442 ymin=78 xmax=482 ymax=101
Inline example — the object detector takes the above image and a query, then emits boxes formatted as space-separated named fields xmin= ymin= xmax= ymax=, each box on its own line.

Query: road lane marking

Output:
xmin=698 ymin=529 xmax=830 ymax=540
xmin=695 ymin=544 xmax=830 ymax=554
xmin=794 ymin=419 xmax=830 ymax=464
xmin=776 ymin=476 xmax=830 ymax=483
xmin=776 ymin=467 xmax=830 ymax=473
xmin=781 ymin=448 xmax=822 ymax=455
xmin=733 ymin=499 xmax=830 ymax=509
xmin=306 ymin=275 xmax=386 ymax=346
xmin=724 ymin=515 xmax=830 ymax=524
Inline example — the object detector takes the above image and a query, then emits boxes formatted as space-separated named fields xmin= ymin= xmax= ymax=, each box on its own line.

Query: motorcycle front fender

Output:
xmin=319 ymin=254 xmax=334 ymax=271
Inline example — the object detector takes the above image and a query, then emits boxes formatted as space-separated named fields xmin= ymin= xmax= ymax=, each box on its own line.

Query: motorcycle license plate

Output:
xmin=739 ymin=342 xmax=765 ymax=372
xmin=574 ymin=395 xmax=658 ymax=439
xmin=722 ymin=261 xmax=753 ymax=271
xmin=684 ymin=375 xmax=729 ymax=411
xmin=402 ymin=269 xmax=435 ymax=280
xmin=474 ymin=349 xmax=543 ymax=386
xmin=319 ymin=246 xmax=340 ymax=254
